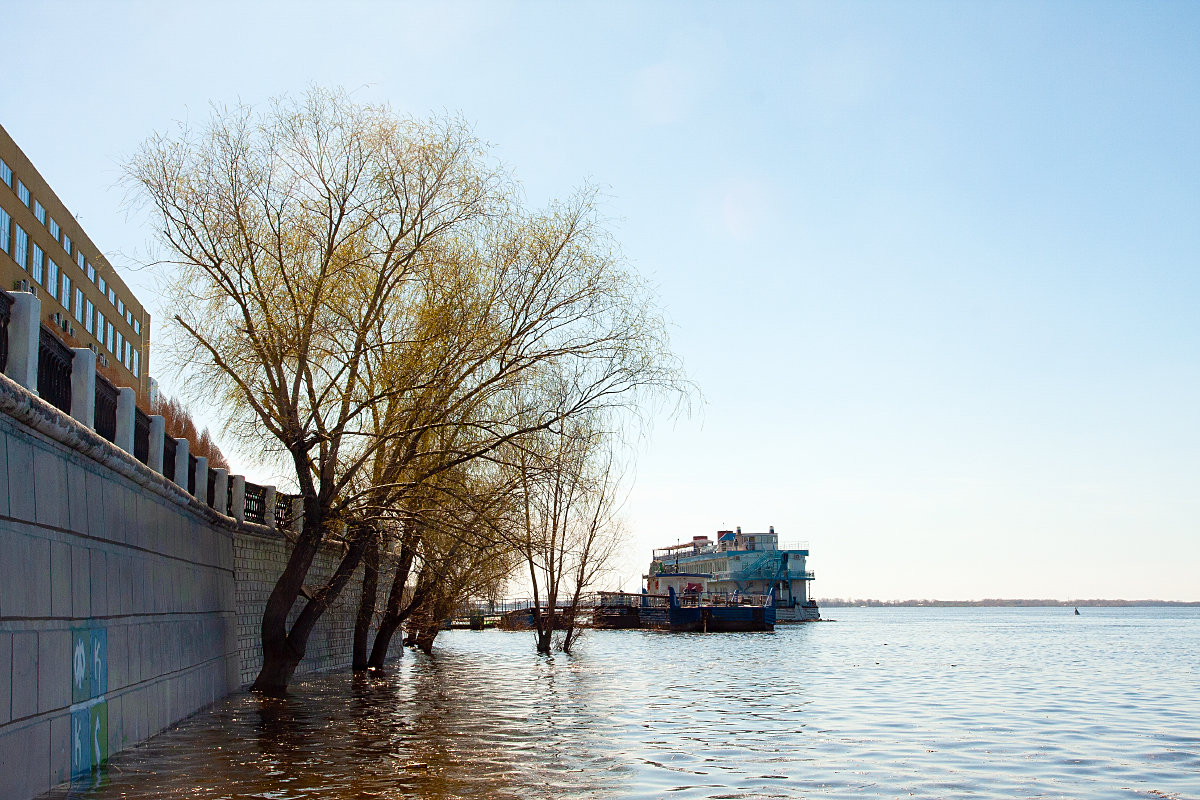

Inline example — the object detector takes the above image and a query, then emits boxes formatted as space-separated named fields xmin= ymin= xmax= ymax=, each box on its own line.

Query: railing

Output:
xmin=37 ymin=325 xmax=72 ymax=414
xmin=0 ymin=290 xmax=12 ymax=372
xmin=244 ymin=482 xmax=267 ymax=524
xmin=0 ymin=294 xmax=301 ymax=530
xmin=163 ymin=434 xmax=177 ymax=482
xmin=93 ymin=373 xmax=119 ymax=443
xmin=133 ymin=407 xmax=150 ymax=464
xmin=274 ymin=493 xmax=295 ymax=529
xmin=187 ymin=453 xmax=198 ymax=495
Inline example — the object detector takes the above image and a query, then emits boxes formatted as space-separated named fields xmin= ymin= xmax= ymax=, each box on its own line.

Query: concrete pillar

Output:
xmin=230 ymin=475 xmax=246 ymax=523
xmin=69 ymin=347 xmax=97 ymax=428
xmin=291 ymin=496 xmax=304 ymax=535
xmin=211 ymin=468 xmax=229 ymax=515
xmin=5 ymin=291 xmax=41 ymax=392
xmin=193 ymin=456 xmax=208 ymax=503
xmin=172 ymin=437 xmax=189 ymax=488
xmin=115 ymin=387 xmax=136 ymax=455
xmin=148 ymin=415 xmax=165 ymax=474
xmin=264 ymin=485 xmax=277 ymax=529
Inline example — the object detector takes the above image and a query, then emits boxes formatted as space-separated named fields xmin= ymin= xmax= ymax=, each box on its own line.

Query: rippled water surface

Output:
xmin=47 ymin=607 xmax=1200 ymax=799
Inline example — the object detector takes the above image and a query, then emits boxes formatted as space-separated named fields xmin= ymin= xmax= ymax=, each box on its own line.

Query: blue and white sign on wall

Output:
xmin=70 ymin=625 xmax=109 ymax=778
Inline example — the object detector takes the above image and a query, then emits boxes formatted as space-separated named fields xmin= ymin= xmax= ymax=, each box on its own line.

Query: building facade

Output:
xmin=0 ymin=123 xmax=149 ymax=397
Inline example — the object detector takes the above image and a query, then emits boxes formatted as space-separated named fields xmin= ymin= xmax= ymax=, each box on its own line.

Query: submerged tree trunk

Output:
xmin=366 ymin=538 xmax=417 ymax=669
xmin=251 ymin=518 xmax=367 ymax=694
xmin=352 ymin=535 xmax=380 ymax=671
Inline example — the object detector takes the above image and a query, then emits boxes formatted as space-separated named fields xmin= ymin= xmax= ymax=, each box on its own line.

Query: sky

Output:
xmin=2 ymin=1 xmax=1198 ymax=600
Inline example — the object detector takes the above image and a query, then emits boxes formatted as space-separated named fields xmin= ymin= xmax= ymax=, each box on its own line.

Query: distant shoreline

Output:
xmin=816 ymin=599 xmax=1200 ymax=607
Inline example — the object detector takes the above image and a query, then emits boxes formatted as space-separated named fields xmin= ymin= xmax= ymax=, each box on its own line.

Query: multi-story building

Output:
xmin=0 ymin=122 xmax=150 ymax=397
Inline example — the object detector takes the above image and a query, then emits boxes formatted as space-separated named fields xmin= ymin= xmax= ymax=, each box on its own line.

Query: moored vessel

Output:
xmin=644 ymin=526 xmax=819 ymax=622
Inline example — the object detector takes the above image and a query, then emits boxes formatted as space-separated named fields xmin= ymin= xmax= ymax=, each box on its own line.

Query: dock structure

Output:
xmin=446 ymin=595 xmax=607 ymax=629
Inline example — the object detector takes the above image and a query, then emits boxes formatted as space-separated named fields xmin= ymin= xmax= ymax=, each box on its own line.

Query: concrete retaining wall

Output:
xmin=0 ymin=375 xmax=368 ymax=799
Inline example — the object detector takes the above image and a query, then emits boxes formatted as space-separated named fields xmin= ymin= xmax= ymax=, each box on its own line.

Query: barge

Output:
xmin=644 ymin=526 xmax=819 ymax=622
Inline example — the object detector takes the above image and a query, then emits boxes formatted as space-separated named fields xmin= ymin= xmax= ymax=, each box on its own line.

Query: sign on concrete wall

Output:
xmin=70 ymin=627 xmax=108 ymax=778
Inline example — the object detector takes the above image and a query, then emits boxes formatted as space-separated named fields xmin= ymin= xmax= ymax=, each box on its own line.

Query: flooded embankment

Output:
xmin=44 ymin=608 xmax=1200 ymax=799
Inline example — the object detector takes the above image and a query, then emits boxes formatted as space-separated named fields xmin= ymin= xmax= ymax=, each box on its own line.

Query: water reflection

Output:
xmin=42 ymin=610 xmax=1200 ymax=800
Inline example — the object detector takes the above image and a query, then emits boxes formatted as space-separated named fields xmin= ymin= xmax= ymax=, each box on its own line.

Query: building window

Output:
xmin=34 ymin=200 xmax=45 ymax=224
xmin=132 ymin=350 xmax=140 ymax=378
xmin=31 ymin=243 xmax=43 ymax=283
xmin=77 ymin=252 xmax=84 ymax=270
xmin=62 ymin=233 xmax=71 ymax=255
xmin=0 ymin=158 xmax=11 ymax=186
xmin=86 ymin=261 xmax=95 ymax=282
xmin=107 ymin=288 xmax=115 ymax=305
xmin=124 ymin=341 xmax=132 ymax=369
xmin=97 ymin=311 xmax=106 ymax=341
xmin=85 ymin=300 xmax=94 ymax=333
xmin=117 ymin=298 xmax=125 ymax=315
xmin=17 ymin=180 xmax=29 ymax=206
xmin=49 ymin=217 xmax=59 ymax=239
xmin=60 ymin=274 xmax=70 ymax=308
xmin=47 ymin=260 xmax=59 ymax=296
xmin=14 ymin=224 xmax=27 ymax=269
xmin=74 ymin=288 xmax=85 ymax=323
xmin=106 ymin=321 xmax=114 ymax=350
xmin=134 ymin=319 xmax=141 ymax=335
xmin=0 ymin=206 xmax=9 ymax=253
xmin=115 ymin=330 xmax=123 ymax=357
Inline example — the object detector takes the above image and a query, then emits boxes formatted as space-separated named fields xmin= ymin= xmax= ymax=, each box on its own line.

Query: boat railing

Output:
xmin=675 ymin=592 xmax=774 ymax=608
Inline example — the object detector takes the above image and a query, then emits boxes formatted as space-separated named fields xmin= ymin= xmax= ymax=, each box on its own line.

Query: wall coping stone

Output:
xmin=0 ymin=370 xmax=281 ymax=541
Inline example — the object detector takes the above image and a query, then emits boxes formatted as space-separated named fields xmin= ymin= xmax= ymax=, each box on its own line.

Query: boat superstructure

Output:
xmin=644 ymin=526 xmax=820 ymax=622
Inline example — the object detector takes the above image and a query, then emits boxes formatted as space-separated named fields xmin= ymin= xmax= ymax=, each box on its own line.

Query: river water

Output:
xmin=46 ymin=607 xmax=1200 ymax=799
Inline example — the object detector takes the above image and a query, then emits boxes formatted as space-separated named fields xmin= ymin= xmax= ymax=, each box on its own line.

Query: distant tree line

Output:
xmin=126 ymin=88 xmax=690 ymax=694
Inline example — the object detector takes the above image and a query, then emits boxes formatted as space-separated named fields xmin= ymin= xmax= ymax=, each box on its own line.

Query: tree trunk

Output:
xmin=352 ymin=535 xmax=380 ymax=671
xmin=366 ymin=541 xmax=416 ymax=669
xmin=251 ymin=521 xmax=366 ymax=694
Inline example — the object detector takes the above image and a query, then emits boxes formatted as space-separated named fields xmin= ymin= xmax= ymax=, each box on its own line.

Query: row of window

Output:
xmin=0 ymin=204 xmax=140 ymax=377
xmin=0 ymin=155 xmax=142 ymax=335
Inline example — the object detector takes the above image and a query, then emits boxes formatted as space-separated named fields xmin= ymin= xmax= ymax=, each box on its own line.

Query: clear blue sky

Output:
xmin=4 ymin=1 xmax=1198 ymax=599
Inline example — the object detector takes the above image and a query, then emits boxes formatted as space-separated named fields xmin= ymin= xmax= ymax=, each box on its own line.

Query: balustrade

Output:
xmin=94 ymin=373 xmax=119 ymax=443
xmin=0 ymin=290 xmax=12 ymax=373
xmin=37 ymin=325 xmax=72 ymax=414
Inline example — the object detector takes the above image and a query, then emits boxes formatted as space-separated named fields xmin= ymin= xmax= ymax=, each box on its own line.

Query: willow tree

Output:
xmin=347 ymin=193 xmax=690 ymax=665
xmin=125 ymin=89 xmax=500 ymax=694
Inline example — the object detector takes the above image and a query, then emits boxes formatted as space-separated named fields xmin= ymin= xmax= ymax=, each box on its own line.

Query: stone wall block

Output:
xmin=71 ymin=547 xmax=91 ymax=619
xmin=6 ymin=432 xmax=35 ymax=522
xmin=4 ymin=291 xmax=41 ymax=391
xmin=36 ymin=629 xmax=69 ymax=713
xmin=0 ymin=632 xmax=11 ymax=724
xmin=49 ymin=541 xmax=71 ymax=618
xmin=193 ymin=456 xmax=208 ymax=505
xmin=264 ymin=485 xmax=277 ymax=529
xmin=147 ymin=415 xmax=165 ymax=474
xmin=114 ymin=387 xmax=136 ymax=455
xmin=230 ymin=475 xmax=245 ymax=523
xmin=65 ymin=461 xmax=87 ymax=535
xmin=33 ymin=447 xmax=67 ymax=530
xmin=172 ymin=437 xmax=189 ymax=491
xmin=69 ymin=347 xmax=97 ymax=429
xmin=11 ymin=631 xmax=38 ymax=720
xmin=90 ymin=549 xmax=109 ymax=617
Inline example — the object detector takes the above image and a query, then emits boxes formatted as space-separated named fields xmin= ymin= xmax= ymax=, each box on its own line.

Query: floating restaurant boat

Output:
xmin=644 ymin=526 xmax=820 ymax=623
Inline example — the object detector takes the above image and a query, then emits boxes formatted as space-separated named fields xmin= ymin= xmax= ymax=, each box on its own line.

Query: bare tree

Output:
xmin=510 ymin=413 xmax=628 ymax=654
xmin=126 ymin=89 xmax=499 ymax=694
